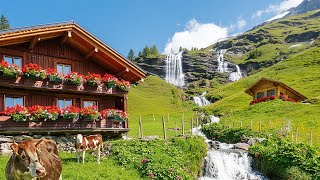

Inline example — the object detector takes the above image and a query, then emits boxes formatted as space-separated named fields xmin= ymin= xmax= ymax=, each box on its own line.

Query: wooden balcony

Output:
xmin=0 ymin=76 xmax=128 ymax=97
xmin=0 ymin=115 xmax=129 ymax=136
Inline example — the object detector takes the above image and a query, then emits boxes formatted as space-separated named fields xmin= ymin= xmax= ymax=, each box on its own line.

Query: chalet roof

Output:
xmin=0 ymin=21 xmax=146 ymax=83
xmin=245 ymin=77 xmax=307 ymax=100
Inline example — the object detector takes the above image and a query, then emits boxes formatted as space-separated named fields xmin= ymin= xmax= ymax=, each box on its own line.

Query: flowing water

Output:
xmin=192 ymin=118 xmax=267 ymax=180
xmin=165 ymin=52 xmax=185 ymax=87
xmin=193 ymin=92 xmax=210 ymax=106
xmin=216 ymin=49 xmax=243 ymax=82
xmin=228 ymin=65 xmax=242 ymax=82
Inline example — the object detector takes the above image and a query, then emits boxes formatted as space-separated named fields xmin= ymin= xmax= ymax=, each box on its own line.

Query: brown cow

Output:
xmin=75 ymin=134 xmax=103 ymax=164
xmin=6 ymin=138 xmax=62 ymax=180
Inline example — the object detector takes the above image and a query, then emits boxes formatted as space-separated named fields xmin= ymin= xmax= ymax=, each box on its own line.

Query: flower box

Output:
xmin=22 ymin=63 xmax=46 ymax=80
xmin=49 ymin=76 xmax=63 ymax=83
xmin=24 ymin=78 xmax=45 ymax=88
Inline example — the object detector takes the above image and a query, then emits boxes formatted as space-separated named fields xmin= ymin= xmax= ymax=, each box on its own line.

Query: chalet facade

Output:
xmin=245 ymin=78 xmax=307 ymax=104
xmin=0 ymin=21 xmax=145 ymax=135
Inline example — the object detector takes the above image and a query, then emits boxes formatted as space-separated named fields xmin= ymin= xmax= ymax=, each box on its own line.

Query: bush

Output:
xmin=286 ymin=166 xmax=312 ymax=180
xmin=111 ymin=137 xmax=207 ymax=179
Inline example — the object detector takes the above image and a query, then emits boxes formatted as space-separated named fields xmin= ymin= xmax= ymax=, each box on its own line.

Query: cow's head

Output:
xmin=76 ymin=134 xmax=83 ymax=144
xmin=10 ymin=139 xmax=46 ymax=178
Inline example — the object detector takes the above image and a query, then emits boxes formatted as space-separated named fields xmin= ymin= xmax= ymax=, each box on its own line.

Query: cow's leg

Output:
xmin=76 ymin=149 xmax=81 ymax=163
xmin=82 ymin=150 xmax=85 ymax=164
xmin=97 ymin=145 xmax=101 ymax=164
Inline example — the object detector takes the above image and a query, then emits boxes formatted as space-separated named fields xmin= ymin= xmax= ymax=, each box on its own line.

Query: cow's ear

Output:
xmin=35 ymin=139 xmax=43 ymax=147
xmin=11 ymin=143 xmax=19 ymax=155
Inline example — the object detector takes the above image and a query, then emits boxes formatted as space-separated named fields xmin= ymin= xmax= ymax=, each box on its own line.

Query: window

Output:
xmin=82 ymin=100 xmax=97 ymax=108
xmin=267 ymin=89 xmax=275 ymax=96
xmin=5 ymin=96 xmax=24 ymax=107
xmin=57 ymin=99 xmax=72 ymax=109
xmin=4 ymin=55 xmax=22 ymax=68
xmin=256 ymin=92 xmax=265 ymax=99
xmin=56 ymin=64 xmax=71 ymax=75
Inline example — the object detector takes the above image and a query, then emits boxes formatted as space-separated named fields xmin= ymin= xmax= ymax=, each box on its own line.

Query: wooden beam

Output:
xmin=60 ymin=31 xmax=72 ymax=45
xmin=116 ymin=67 xmax=129 ymax=77
xmin=29 ymin=36 xmax=41 ymax=51
xmin=85 ymin=47 xmax=98 ymax=59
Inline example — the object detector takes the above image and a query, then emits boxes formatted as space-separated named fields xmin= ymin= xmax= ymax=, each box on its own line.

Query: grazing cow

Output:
xmin=6 ymin=138 xmax=62 ymax=180
xmin=75 ymin=134 xmax=103 ymax=164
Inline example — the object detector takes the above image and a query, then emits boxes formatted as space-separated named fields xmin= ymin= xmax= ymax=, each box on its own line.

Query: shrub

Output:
xmin=286 ymin=166 xmax=312 ymax=180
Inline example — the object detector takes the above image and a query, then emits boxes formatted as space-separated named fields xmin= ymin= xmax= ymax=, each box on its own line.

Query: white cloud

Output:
xmin=237 ymin=18 xmax=247 ymax=29
xmin=252 ymin=0 xmax=303 ymax=19
xmin=163 ymin=19 xmax=228 ymax=54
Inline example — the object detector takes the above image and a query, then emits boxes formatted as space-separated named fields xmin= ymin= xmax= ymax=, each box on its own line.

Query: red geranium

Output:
xmin=85 ymin=72 xmax=102 ymax=86
xmin=22 ymin=63 xmax=46 ymax=79
xmin=116 ymin=79 xmax=130 ymax=91
xmin=80 ymin=106 xmax=100 ymax=120
xmin=0 ymin=60 xmax=9 ymax=70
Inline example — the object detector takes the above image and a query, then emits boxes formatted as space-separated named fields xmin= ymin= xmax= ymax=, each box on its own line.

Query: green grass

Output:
xmin=0 ymin=152 xmax=142 ymax=180
xmin=202 ymin=47 xmax=320 ymax=146
xmin=127 ymin=76 xmax=196 ymax=138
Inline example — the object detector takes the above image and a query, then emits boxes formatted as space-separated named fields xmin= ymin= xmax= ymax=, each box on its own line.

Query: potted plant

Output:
xmin=101 ymin=108 xmax=128 ymax=122
xmin=0 ymin=61 xmax=21 ymax=78
xmin=46 ymin=106 xmax=60 ymax=120
xmin=22 ymin=63 xmax=46 ymax=80
xmin=80 ymin=106 xmax=100 ymax=121
xmin=47 ymin=68 xmax=64 ymax=82
xmin=85 ymin=72 xmax=102 ymax=87
xmin=27 ymin=105 xmax=60 ymax=121
xmin=4 ymin=105 xmax=30 ymax=122
xmin=116 ymin=79 xmax=130 ymax=92
xmin=64 ymin=72 xmax=83 ymax=85
xmin=102 ymin=73 xmax=118 ymax=88
xmin=60 ymin=105 xmax=80 ymax=121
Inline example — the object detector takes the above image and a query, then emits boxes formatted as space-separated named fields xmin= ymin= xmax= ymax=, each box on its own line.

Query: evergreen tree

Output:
xmin=0 ymin=15 xmax=10 ymax=30
xmin=127 ymin=49 xmax=135 ymax=61
xmin=150 ymin=45 xmax=159 ymax=55
xmin=142 ymin=45 xmax=151 ymax=57
xmin=138 ymin=51 xmax=143 ymax=57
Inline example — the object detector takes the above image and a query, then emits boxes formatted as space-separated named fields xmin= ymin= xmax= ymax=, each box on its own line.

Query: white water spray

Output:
xmin=228 ymin=65 xmax=242 ymax=82
xmin=193 ymin=92 xmax=210 ymax=106
xmin=165 ymin=52 xmax=185 ymax=87
xmin=216 ymin=49 xmax=229 ymax=73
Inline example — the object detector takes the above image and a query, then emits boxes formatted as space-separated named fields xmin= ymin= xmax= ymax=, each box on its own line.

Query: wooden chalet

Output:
xmin=0 ymin=21 xmax=146 ymax=135
xmin=245 ymin=78 xmax=307 ymax=102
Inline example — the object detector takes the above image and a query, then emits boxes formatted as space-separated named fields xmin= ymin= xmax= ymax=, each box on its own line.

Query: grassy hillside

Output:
xmin=127 ymin=76 xmax=196 ymax=137
xmin=202 ymin=47 xmax=320 ymax=145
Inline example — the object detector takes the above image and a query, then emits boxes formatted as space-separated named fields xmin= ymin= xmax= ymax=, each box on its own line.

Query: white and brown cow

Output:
xmin=6 ymin=138 xmax=62 ymax=180
xmin=75 ymin=134 xmax=103 ymax=164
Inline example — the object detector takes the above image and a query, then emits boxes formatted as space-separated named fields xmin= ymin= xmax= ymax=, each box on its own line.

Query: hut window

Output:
xmin=57 ymin=64 xmax=71 ymax=75
xmin=257 ymin=92 xmax=264 ymax=99
xmin=5 ymin=96 xmax=24 ymax=107
xmin=57 ymin=99 xmax=72 ymax=109
xmin=267 ymin=89 xmax=275 ymax=96
xmin=4 ymin=55 xmax=22 ymax=68
xmin=83 ymin=100 xmax=97 ymax=109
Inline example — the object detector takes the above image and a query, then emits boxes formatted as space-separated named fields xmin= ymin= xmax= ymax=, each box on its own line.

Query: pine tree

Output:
xmin=0 ymin=15 xmax=10 ymax=30
xmin=150 ymin=45 xmax=159 ymax=55
xmin=138 ymin=51 xmax=143 ymax=57
xmin=142 ymin=45 xmax=151 ymax=58
xmin=127 ymin=49 xmax=135 ymax=61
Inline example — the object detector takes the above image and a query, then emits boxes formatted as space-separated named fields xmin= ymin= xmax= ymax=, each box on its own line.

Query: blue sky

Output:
xmin=0 ymin=0 xmax=303 ymax=56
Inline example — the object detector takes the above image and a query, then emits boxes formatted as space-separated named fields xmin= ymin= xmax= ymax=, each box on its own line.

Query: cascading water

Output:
xmin=193 ymin=92 xmax=210 ymax=106
xmin=191 ymin=119 xmax=266 ymax=180
xmin=228 ymin=65 xmax=242 ymax=82
xmin=165 ymin=52 xmax=185 ymax=87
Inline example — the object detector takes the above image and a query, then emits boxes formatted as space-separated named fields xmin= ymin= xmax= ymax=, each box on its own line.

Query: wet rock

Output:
xmin=234 ymin=143 xmax=250 ymax=151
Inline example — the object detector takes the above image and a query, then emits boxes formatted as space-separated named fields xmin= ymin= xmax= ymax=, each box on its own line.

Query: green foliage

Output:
xmin=142 ymin=45 xmax=151 ymax=58
xmin=285 ymin=166 xmax=312 ymax=180
xmin=111 ymin=137 xmax=207 ymax=179
xmin=0 ymin=15 xmax=10 ymax=30
xmin=201 ymin=123 xmax=264 ymax=143
xmin=127 ymin=49 xmax=135 ymax=61
xmin=150 ymin=45 xmax=159 ymax=55
xmin=246 ymin=49 xmax=262 ymax=60
xmin=249 ymin=138 xmax=320 ymax=179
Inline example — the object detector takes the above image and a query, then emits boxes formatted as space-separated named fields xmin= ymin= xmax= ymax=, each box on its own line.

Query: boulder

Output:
xmin=234 ymin=143 xmax=250 ymax=151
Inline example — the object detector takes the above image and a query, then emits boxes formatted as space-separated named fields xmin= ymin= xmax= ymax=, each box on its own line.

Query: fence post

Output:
xmin=139 ymin=115 xmax=143 ymax=139
xmin=259 ymin=120 xmax=262 ymax=132
xmin=191 ymin=118 xmax=194 ymax=135
xmin=175 ymin=122 xmax=178 ymax=137
xmin=295 ymin=127 xmax=298 ymax=143
xmin=153 ymin=114 xmax=156 ymax=122
xmin=182 ymin=116 xmax=185 ymax=136
xmin=310 ymin=129 xmax=313 ymax=145
xmin=162 ymin=117 xmax=167 ymax=139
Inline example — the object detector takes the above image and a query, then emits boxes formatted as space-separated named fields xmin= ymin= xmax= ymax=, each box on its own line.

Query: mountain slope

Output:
xmin=202 ymin=47 xmax=320 ymax=145
xmin=287 ymin=0 xmax=320 ymax=16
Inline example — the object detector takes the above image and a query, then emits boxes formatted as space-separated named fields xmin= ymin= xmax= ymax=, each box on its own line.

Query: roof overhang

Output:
xmin=245 ymin=77 xmax=307 ymax=100
xmin=0 ymin=21 xmax=146 ymax=83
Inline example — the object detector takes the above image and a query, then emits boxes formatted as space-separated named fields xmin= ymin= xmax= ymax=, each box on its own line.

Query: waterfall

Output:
xmin=165 ymin=52 xmax=185 ymax=87
xmin=228 ymin=65 xmax=242 ymax=82
xmin=191 ymin=120 xmax=266 ymax=180
xmin=193 ymin=92 xmax=210 ymax=106
xmin=216 ymin=49 xmax=229 ymax=73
